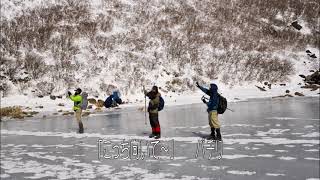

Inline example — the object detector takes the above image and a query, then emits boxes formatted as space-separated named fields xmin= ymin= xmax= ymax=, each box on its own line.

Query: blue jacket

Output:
xmin=199 ymin=83 xmax=219 ymax=112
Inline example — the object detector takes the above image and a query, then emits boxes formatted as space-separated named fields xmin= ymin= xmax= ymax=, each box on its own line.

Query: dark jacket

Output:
xmin=146 ymin=91 xmax=161 ymax=114
xmin=199 ymin=83 xmax=219 ymax=112
xmin=104 ymin=95 xmax=114 ymax=108
xmin=104 ymin=94 xmax=122 ymax=108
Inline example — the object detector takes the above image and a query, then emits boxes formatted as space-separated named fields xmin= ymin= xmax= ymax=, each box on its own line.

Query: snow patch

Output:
xmin=227 ymin=170 xmax=256 ymax=175
xmin=301 ymin=132 xmax=320 ymax=138
xmin=266 ymin=173 xmax=285 ymax=176
xmin=304 ymin=157 xmax=320 ymax=161
xmin=278 ymin=156 xmax=296 ymax=160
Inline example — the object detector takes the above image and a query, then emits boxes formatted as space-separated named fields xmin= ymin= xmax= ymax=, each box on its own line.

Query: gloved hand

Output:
xmin=67 ymin=91 xmax=71 ymax=96
xmin=196 ymin=82 xmax=200 ymax=88
xmin=202 ymin=98 xmax=207 ymax=104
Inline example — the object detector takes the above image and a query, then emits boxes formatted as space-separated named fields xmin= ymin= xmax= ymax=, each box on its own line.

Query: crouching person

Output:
xmin=104 ymin=90 xmax=123 ymax=108
xmin=196 ymin=82 xmax=222 ymax=141
xmin=145 ymin=86 xmax=161 ymax=139
xmin=68 ymin=88 xmax=84 ymax=133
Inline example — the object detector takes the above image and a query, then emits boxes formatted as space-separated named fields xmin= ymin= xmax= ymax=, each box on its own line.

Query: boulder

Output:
xmin=88 ymin=98 xmax=97 ymax=104
xmin=255 ymin=85 xmax=266 ymax=91
xmin=50 ymin=95 xmax=56 ymax=100
xmin=291 ymin=21 xmax=302 ymax=30
xmin=294 ymin=92 xmax=304 ymax=96
xmin=96 ymin=99 xmax=105 ymax=107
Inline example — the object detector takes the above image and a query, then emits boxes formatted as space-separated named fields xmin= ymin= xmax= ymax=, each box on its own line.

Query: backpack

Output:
xmin=217 ymin=94 xmax=227 ymax=114
xmin=80 ymin=92 xmax=88 ymax=110
xmin=158 ymin=96 xmax=165 ymax=111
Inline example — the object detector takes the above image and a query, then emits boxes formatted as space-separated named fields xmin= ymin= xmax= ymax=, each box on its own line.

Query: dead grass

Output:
xmin=0 ymin=106 xmax=39 ymax=119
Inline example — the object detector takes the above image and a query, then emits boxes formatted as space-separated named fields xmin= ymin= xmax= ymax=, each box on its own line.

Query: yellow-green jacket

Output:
xmin=69 ymin=94 xmax=82 ymax=111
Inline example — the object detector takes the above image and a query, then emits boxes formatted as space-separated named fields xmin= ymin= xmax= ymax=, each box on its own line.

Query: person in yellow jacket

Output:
xmin=68 ymin=88 xmax=84 ymax=133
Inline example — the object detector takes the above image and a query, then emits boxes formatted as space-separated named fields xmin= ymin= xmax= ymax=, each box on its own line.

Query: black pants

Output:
xmin=149 ymin=113 xmax=160 ymax=135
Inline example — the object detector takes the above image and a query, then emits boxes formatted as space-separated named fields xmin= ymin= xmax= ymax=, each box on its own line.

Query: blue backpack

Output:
xmin=158 ymin=96 xmax=165 ymax=111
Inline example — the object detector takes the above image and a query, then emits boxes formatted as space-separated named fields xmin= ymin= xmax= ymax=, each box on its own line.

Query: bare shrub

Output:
xmin=36 ymin=81 xmax=55 ymax=95
xmin=24 ymin=53 xmax=47 ymax=79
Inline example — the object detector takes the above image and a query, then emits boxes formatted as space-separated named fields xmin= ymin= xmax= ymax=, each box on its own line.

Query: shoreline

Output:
xmin=1 ymin=94 xmax=319 ymax=122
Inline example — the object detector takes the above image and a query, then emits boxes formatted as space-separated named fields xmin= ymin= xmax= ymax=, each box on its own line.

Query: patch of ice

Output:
xmin=306 ymin=178 xmax=320 ymax=180
xmin=227 ymin=170 xmax=256 ymax=175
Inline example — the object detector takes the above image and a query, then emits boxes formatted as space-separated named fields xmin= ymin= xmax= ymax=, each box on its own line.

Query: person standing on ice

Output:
xmin=196 ymin=82 xmax=222 ymax=141
xmin=68 ymin=88 xmax=84 ymax=133
xmin=145 ymin=86 xmax=161 ymax=139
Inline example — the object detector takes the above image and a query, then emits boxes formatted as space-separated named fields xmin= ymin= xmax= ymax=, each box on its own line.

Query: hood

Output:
xmin=210 ymin=83 xmax=218 ymax=98
xmin=81 ymin=92 xmax=88 ymax=98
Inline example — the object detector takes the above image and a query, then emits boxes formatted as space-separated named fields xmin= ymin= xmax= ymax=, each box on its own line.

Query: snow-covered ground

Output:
xmin=1 ymin=76 xmax=319 ymax=119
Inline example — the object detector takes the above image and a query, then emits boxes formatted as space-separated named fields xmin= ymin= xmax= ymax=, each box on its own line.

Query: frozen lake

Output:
xmin=1 ymin=97 xmax=319 ymax=179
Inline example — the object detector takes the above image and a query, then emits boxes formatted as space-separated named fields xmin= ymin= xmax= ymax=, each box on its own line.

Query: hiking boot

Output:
xmin=154 ymin=134 xmax=161 ymax=139
xmin=206 ymin=135 xmax=216 ymax=140
xmin=78 ymin=122 xmax=84 ymax=134
xmin=216 ymin=128 xmax=222 ymax=141
xmin=207 ymin=128 xmax=216 ymax=140
xmin=149 ymin=134 xmax=156 ymax=138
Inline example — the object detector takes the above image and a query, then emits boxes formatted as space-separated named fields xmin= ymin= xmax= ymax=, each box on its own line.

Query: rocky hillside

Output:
xmin=1 ymin=0 xmax=319 ymax=99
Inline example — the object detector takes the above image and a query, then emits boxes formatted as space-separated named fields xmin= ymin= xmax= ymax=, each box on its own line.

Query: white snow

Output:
xmin=274 ymin=150 xmax=289 ymax=153
xmin=257 ymin=154 xmax=275 ymax=158
xmin=266 ymin=173 xmax=285 ymax=176
xmin=278 ymin=156 xmax=297 ymax=160
xmin=301 ymin=132 xmax=320 ymax=138
xmin=168 ymin=163 xmax=182 ymax=167
xmin=266 ymin=117 xmax=320 ymax=121
xmin=256 ymin=129 xmax=291 ymax=136
xmin=227 ymin=170 xmax=256 ymax=175
xmin=304 ymin=157 xmax=320 ymax=161
xmin=304 ymin=149 xmax=319 ymax=152
xmin=2 ymin=130 xmax=319 ymax=145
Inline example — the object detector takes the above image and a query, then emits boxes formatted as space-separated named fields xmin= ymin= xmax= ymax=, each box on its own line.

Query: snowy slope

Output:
xmin=0 ymin=0 xmax=319 ymax=109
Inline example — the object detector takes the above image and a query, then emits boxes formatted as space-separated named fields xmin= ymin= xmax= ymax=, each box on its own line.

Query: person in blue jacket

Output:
xmin=196 ymin=82 xmax=222 ymax=141
xmin=104 ymin=90 xmax=122 ymax=108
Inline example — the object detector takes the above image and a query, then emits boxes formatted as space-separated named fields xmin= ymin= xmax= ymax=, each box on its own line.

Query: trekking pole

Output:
xmin=143 ymin=86 xmax=147 ymax=125
xmin=227 ymin=108 xmax=234 ymax=112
